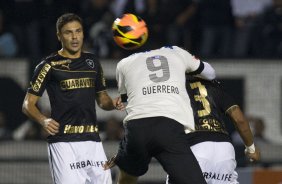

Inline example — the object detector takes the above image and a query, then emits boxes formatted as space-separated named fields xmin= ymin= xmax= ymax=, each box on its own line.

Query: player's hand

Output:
xmin=245 ymin=146 xmax=260 ymax=162
xmin=41 ymin=118 xmax=60 ymax=135
xmin=113 ymin=97 xmax=125 ymax=111
xmin=103 ymin=155 xmax=117 ymax=170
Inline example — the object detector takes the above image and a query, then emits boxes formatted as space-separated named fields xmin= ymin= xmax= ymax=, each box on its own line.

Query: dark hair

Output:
xmin=56 ymin=13 xmax=83 ymax=33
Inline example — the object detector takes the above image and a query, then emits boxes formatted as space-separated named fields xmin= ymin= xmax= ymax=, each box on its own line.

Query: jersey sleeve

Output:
xmin=173 ymin=46 xmax=203 ymax=73
xmin=95 ymin=61 xmax=107 ymax=93
xmin=116 ymin=62 xmax=127 ymax=95
xmin=27 ymin=61 xmax=52 ymax=96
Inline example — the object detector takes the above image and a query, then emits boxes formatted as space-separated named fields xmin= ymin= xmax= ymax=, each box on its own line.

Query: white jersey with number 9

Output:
xmin=116 ymin=46 xmax=202 ymax=133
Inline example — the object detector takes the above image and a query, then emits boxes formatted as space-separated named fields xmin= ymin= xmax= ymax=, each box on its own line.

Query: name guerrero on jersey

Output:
xmin=116 ymin=46 xmax=204 ymax=132
xmin=28 ymin=52 xmax=106 ymax=143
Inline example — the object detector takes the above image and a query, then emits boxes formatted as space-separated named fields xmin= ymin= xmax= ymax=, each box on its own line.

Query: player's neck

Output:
xmin=58 ymin=49 xmax=81 ymax=59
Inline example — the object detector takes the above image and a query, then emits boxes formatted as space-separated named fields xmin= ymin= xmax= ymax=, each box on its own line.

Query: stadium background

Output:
xmin=0 ymin=0 xmax=282 ymax=183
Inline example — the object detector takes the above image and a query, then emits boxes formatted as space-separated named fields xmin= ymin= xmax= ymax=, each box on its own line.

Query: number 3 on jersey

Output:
xmin=190 ymin=82 xmax=211 ymax=117
xmin=146 ymin=55 xmax=170 ymax=82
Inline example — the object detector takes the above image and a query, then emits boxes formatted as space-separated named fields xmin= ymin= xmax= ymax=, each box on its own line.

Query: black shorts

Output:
xmin=115 ymin=116 xmax=206 ymax=184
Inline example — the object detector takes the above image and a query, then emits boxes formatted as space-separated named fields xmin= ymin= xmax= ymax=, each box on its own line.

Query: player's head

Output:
xmin=56 ymin=13 xmax=84 ymax=55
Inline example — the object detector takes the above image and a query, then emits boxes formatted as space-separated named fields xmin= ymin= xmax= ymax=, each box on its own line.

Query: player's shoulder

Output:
xmin=117 ymin=46 xmax=191 ymax=67
xmin=170 ymin=46 xmax=194 ymax=58
xmin=82 ymin=51 xmax=97 ymax=58
xmin=161 ymin=45 xmax=189 ymax=53
xmin=116 ymin=48 xmax=154 ymax=69
xmin=117 ymin=56 xmax=131 ymax=71
xmin=205 ymin=80 xmax=233 ymax=101
xmin=148 ymin=45 xmax=188 ymax=55
xmin=39 ymin=51 xmax=72 ymax=66
xmin=42 ymin=52 xmax=58 ymax=63
xmin=119 ymin=46 xmax=180 ymax=60
xmin=187 ymin=77 xmax=221 ymax=90
xmin=198 ymin=78 xmax=222 ymax=91
xmin=116 ymin=52 xmax=141 ymax=69
xmin=35 ymin=52 xmax=59 ymax=69
xmin=159 ymin=46 xmax=196 ymax=63
xmin=81 ymin=51 xmax=99 ymax=62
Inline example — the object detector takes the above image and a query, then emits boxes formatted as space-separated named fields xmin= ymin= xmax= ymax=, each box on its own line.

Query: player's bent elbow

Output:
xmin=22 ymin=99 xmax=33 ymax=117
xmin=207 ymin=70 xmax=216 ymax=80
xmin=22 ymin=101 xmax=29 ymax=116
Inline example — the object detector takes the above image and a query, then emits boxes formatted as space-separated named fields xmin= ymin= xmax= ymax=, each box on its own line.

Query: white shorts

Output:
xmin=191 ymin=142 xmax=238 ymax=184
xmin=48 ymin=141 xmax=112 ymax=184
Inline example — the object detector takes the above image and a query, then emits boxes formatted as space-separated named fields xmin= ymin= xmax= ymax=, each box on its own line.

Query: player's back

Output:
xmin=186 ymin=77 xmax=237 ymax=144
xmin=116 ymin=46 xmax=201 ymax=131
xmin=186 ymin=77 xmax=229 ymax=133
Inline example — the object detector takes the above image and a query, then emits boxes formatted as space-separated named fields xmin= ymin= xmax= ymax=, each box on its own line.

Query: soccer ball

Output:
xmin=112 ymin=13 xmax=148 ymax=50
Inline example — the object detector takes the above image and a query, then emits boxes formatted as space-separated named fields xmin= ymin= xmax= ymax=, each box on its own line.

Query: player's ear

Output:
xmin=57 ymin=32 xmax=61 ymax=41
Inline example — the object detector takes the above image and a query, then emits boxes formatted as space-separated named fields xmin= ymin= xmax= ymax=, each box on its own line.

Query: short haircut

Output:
xmin=56 ymin=13 xmax=83 ymax=33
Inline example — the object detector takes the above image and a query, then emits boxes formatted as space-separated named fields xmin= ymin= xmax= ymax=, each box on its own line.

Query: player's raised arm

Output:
xmin=227 ymin=105 xmax=260 ymax=162
xmin=188 ymin=61 xmax=216 ymax=80
xmin=198 ymin=61 xmax=216 ymax=80
xmin=174 ymin=46 xmax=216 ymax=80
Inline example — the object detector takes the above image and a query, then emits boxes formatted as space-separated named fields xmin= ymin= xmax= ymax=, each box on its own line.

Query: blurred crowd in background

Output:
xmin=0 ymin=0 xmax=282 ymax=60
xmin=0 ymin=0 xmax=281 ymax=168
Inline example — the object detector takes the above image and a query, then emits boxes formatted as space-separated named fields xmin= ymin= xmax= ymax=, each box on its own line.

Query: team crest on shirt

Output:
xmin=86 ymin=59 xmax=95 ymax=68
